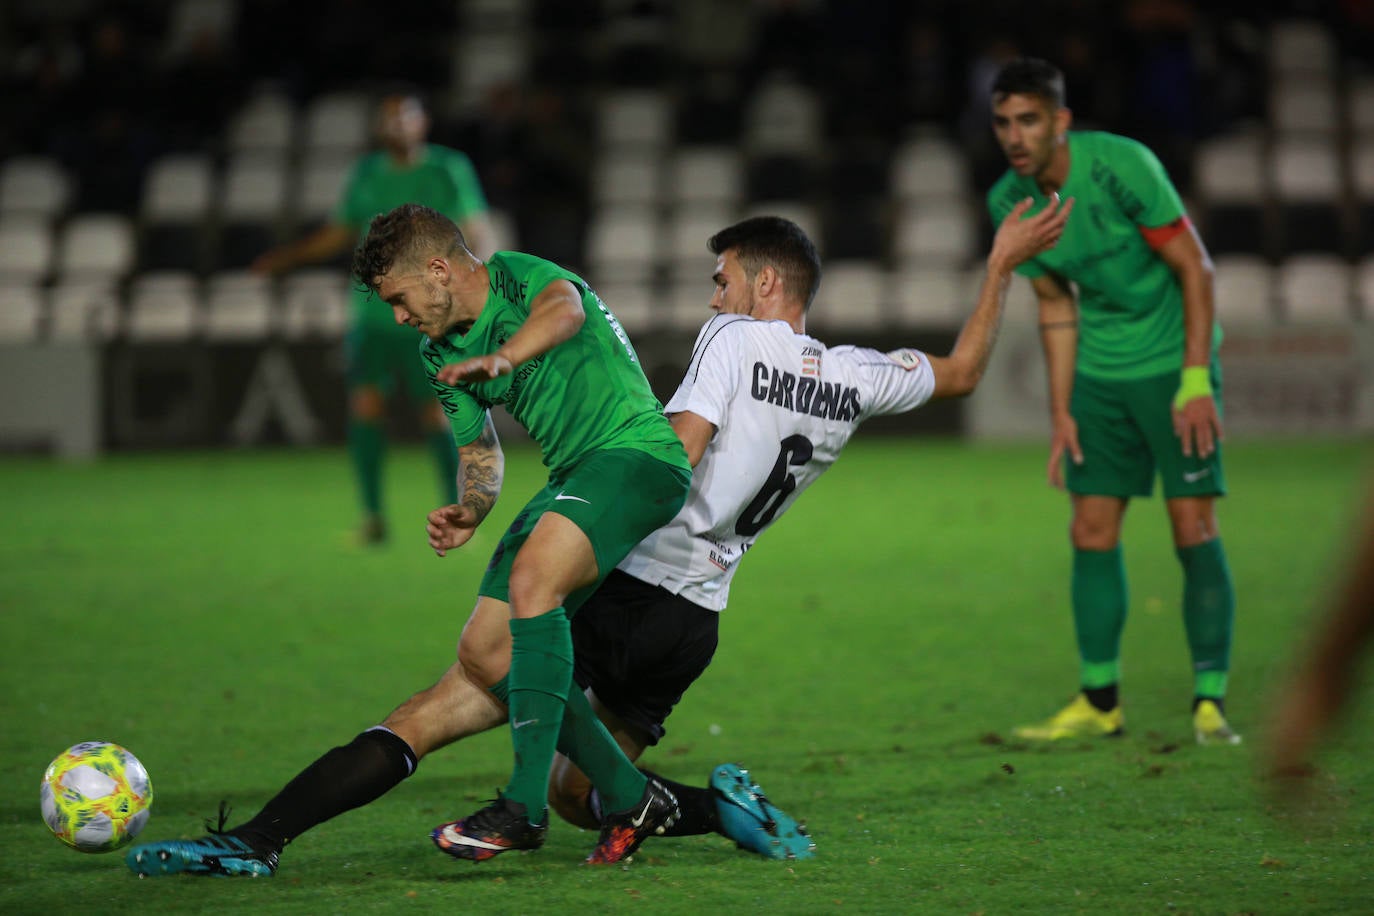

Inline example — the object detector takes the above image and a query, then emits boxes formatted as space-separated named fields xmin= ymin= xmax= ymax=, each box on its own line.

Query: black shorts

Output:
xmin=571 ymin=569 xmax=720 ymax=746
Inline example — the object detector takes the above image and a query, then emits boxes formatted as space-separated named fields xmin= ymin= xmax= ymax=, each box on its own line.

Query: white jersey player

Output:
xmin=622 ymin=315 xmax=935 ymax=610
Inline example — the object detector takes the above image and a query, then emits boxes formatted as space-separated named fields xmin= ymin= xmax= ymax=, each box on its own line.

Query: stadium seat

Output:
xmin=126 ymin=271 xmax=201 ymax=341
xmin=1268 ymin=19 xmax=1336 ymax=78
xmin=890 ymin=133 xmax=969 ymax=202
xmin=742 ymin=75 xmax=820 ymax=157
xmin=670 ymin=146 xmax=744 ymax=208
xmin=293 ymin=150 xmax=355 ymax=227
xmin=893 ymin=199 xmax=976 ymax=267
xmin=141 ymin=154 xmax=215 ymax=223
xmin=664 ymin=205 xmax=737 ymax=279
xmin=54 ymin=214 xmax=136 ymax=284
xmin=811 ymin=260 xmax=887 ymax=332
xmin=585 ymin=205 xmax=660 ymax=285
xmin=48 ymin=280 xmax=121 ymax=342
xmin=0 ymin=284 xmax=44 ymax=343
xmin=1194 ymin=132 xmax=1269 ymax=256
xmin=1269 ymin=137 xmax=1345 ymax=255
xmin=1212 ymin=255 xmax=1277 ymax=325
xmin=1351 ymin=77 xmax=1374 ymax=138
xmin=222 ymin=152 xmax=289 ymax=225
xmin=226 ymin=88 xmax=297 ymax=154
xmin=594 ymin=280 xmax=656 ymax=338
xmin=597 ymin=90 xmax=673 ymax=152
xmin=0 ymin=215 xmax=55 ymax=284
xmin=590 ymin=150 xmax=663 ymax=207
xmin=450 ymin=33 xmax=528 ymax=111
xmin=281 ymin=269 xmax=348 ymax=340
xmin=1354 ymin=141 xmax=1374 ymax=255
xmin=302 ymin=91 xmax=371 ymax=153
xmin=204 ymin=271 xmax=274 ymax=341
xmin=1269 ymin=76 xmax=1339 ymax=135
xmin=1276 ymin=255 xmax=1353 ymax=324
xmin=887 ymin=266 xmax=966 ymax=329
xmin=1356 ymin=257 xmax=1374 ymax=321
xmin=0 ymin=156 xmax=71 ymax=218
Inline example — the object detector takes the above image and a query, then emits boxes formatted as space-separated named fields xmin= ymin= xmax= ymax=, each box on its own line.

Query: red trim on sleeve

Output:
xmin=1138 ymin=215 xmax=1192 ymax=251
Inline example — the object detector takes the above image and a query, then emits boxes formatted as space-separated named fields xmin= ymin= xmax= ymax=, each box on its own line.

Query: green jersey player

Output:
xmin=361 ymin=202 xmax=691 ymax=864
xmin=252 ymin=93 xmax=492 ymax=544
xmin=986 ymin=58 xmax=1240 ymax=746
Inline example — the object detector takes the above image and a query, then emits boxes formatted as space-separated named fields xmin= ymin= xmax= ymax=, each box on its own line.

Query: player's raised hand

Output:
xmin=427 ymin=504 xmax=482 ymax=556
xmin=436 ymin=353 xmax=514 ymax=385
xmin=989 ymin=193 xmax=1075 ymax=271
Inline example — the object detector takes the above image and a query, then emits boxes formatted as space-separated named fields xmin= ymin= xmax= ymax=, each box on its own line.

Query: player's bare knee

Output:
xmin=506 ymin=558 xmax=565 ymax=618
xmin=351 ymin=387 xmax=385 ymax=420
xmin=1070 ymin=517 xmax=1118 ymax=550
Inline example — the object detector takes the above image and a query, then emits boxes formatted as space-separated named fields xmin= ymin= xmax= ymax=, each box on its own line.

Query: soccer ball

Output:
xmin=40 ymin=741 xmax=153 ymax=853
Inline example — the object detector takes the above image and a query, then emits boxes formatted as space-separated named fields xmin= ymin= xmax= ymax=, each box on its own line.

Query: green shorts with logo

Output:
xmin=1066 ymin=364 xmax=1227 ymax=500
xmin=346 ymin=318 xmax=433 ymax=401
xmin=479 ymin=446 xmax=692 ymax=614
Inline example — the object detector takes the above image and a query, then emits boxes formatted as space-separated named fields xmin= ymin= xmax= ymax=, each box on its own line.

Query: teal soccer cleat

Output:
xmin=126 ymin=831 xmax=278 ymax=877
xmin=711 ymin=763 xmax=816 ymax=860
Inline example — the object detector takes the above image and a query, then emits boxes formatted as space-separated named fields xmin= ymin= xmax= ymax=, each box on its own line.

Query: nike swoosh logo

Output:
xmin=1183 ymin=468 xmax=1212 ymax=482
xmin=554 ymin=493 xmax=591 ymax=504
xmin=513 ymin=718 xmax=539 ymax=729
xmin=440 ymin=825 xmax=507 ymax=851
xmin=629 ymin=797 xmax=654 ymax=828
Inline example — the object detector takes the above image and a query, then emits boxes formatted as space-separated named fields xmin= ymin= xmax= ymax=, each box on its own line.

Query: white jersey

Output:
xmin=619 ymin=314 xmax=936 ymax=611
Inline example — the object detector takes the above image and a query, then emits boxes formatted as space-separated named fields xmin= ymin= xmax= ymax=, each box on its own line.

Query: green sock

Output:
xmin=1177 ymin=539 xmax=1235 ymax=699
xmin=427 ymin=429 xmax=459 ymax=504
xmin=347 ymin=419 xmax=385 ymax=517
xmin=487 ymin=674 xmax=510 ymax=706
xmin=1073 ymin=546 xmax=1127 ymax=689
xmin=504 ymin=608 xmax=572 ymax=819
xmin=557 ymin=686 xmax=647 ymax=813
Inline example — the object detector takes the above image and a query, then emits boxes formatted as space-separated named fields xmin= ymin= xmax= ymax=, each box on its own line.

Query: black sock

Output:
xmin=639 ymin=768 xmax=719 ymax=837
xmin=237 ymin=727 xmax=418 ymax=850
xmin=1083 ymin=684 xmax=1119 ymax=712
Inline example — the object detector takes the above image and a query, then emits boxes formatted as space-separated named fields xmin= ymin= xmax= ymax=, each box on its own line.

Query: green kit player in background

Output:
xmin=986 ymin=58 xmax=1240 ymax=746
xmin=253 ymin=92 xmax=493 ymax=544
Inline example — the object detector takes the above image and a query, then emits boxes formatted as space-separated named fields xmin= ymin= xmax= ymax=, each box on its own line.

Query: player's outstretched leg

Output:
xmin=585 ymin=776 xmax=680 ymax=864
xmin=126 ymin=806 xmax=278 ymax=878
xmin=711 ymin=763 xmax=816 ymax=860
xmin=431 ymin=792 xmax=548 ymax=862
xmin=1014 ymin=693 xmax=1124 ymax=740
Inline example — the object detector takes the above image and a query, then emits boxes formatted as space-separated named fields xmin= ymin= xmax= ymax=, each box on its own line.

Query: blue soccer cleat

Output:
xmin=126 ymin=831 xmax=278 ymax=877
xmin=711 ymin=763 xmax=816 ymax=860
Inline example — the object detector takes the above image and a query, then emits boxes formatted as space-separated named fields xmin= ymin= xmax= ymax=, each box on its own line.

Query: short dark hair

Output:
xmin=991 ymin=57 xmax=1066 ymax=109
xmin=351 ymin=203 xmax=468 ymax=293
xmin=707 ymin=216 xmax=822 ymax=310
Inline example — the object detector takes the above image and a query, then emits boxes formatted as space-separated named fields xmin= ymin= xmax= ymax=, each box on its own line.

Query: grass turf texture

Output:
xmin=1 ymin=438 xmax=1371 ymax=914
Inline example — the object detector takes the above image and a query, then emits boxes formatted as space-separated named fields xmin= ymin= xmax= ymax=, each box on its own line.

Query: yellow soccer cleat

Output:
xmin=1013 ymin=693 xmax=1124 ymax=740
xmin=1193 ymin=699 xmax=1242 ymax=746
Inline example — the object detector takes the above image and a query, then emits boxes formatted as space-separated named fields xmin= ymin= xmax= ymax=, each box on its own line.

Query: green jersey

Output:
xmin=336 ymin=145 xmax=488 ymax=327
xmin=420 ymin=251 xmax=688 ymax=477
xmin=986 ymin=131 xmax=1220 ymax=379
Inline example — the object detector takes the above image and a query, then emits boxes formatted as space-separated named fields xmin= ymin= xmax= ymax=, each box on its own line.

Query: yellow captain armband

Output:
xmin=1172 ymin=366 xmax=1212 ymax=410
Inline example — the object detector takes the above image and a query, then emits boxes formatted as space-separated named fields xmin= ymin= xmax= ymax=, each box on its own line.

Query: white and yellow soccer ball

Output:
xmin=40 ymin=741 xmax=153 ymax=852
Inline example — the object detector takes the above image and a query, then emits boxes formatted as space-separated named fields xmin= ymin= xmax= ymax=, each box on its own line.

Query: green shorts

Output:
xmin=346 ymin=318 xmax=433 ymax=401
xmin=478 ymin=447 xmax=692 ymax=614
xmin=1066 ymin=365 xmax=1227 ymax=500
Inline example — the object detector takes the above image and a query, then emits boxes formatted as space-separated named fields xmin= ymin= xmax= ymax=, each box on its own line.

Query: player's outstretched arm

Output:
xmin=428 ymin=413 xmax=504 ymax=556
xmin=436 ymin=279 xmax=586 ymax=384
xmin=251 ymin=222 xmax=356 ymax=276
xmin=927 ymin=195 xmax=1073 ymax=399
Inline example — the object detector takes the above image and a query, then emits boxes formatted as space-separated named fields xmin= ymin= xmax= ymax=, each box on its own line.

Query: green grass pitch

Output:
xmin=1 ymin=437 xmax=1371 ymax=914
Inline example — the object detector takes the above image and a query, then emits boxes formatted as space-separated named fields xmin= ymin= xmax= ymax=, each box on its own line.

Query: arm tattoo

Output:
xmin=457 ymin=419 xmax=503 ymax=523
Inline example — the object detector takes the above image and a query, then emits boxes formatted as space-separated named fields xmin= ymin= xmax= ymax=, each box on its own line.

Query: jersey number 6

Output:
xmin=736 ymin=435 xmax=814 ymax=537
